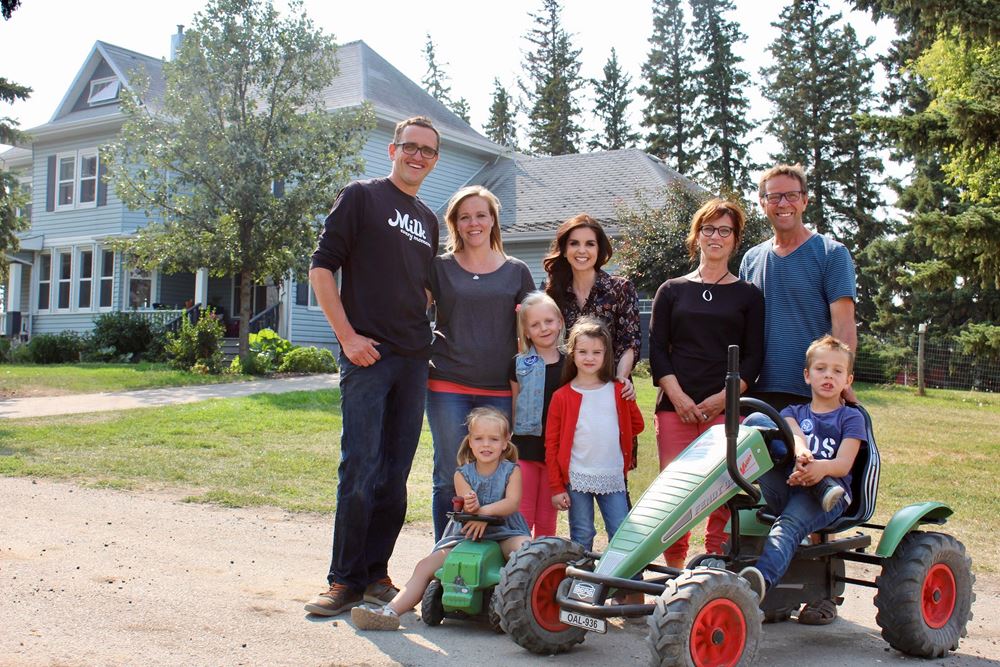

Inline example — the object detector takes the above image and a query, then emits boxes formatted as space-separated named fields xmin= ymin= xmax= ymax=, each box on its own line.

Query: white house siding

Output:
xmin=288 ymin=303 xmax=334 ymax=349
xmin=503 ymin=241 xmax=552 ymax=289
xmin=31 ymin=312 xmax=102 ymax=335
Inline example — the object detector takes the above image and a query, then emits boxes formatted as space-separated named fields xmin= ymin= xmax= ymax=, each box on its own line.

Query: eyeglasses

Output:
xmin=394 ymin=142 xmax=439 ymax=159
xmin=762 ymin=191 xmax=804 ymax=204
xmin=700 ymin=225 xmax=734 ymax=238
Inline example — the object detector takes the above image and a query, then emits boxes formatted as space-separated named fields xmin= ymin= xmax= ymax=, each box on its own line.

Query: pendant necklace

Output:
xmin=697 ymin=267 xmax=730 ymax=302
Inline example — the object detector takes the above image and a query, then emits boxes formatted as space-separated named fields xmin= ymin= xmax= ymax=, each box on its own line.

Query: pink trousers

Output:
xmin=519 ymin=459 xmax=557 ymax=537
xmin=655 ymin=411 xmax=731 ymax=563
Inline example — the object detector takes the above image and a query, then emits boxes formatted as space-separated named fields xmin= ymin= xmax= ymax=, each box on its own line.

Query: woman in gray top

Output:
xmin=427 ymin=186 xmax=535 ymax=540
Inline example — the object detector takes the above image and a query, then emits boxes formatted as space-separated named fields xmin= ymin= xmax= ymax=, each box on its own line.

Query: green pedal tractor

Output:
xmin=492 ymin=346 xmax=975 ymax=666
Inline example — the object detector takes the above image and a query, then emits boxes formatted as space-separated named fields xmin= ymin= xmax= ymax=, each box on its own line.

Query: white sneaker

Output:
xmin=739 ymin=566 xmax=766 ymax=604
xmin=820 ymin=484 xmax=846 ymax=513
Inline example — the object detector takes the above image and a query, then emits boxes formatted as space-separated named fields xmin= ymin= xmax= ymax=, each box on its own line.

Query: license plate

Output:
xmin=559 ymin=609 xmax=607 ymax=634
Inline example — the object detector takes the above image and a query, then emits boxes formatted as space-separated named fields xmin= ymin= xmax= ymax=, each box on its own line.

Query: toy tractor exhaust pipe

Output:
xmin=726 ymin=345 xmax=760 ymax=503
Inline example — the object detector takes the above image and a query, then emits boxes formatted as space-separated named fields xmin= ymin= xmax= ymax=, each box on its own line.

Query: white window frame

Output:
xmin=127 ymin=265 xmax=157 ymax=310
xmin=15 ymin=175 xmax=31 ymax=222
xmin=36 ymin=252 xmax=52 ymax=313
xmin=54 ymin=147 xmax=100 ymax=212
xmin=77 ymin=149 xmax=99 ymax=208
xmin=55 ymin=151 xmax=77 ymax=211
xmin=77 ymin=246 xmax=96 ymax=311
xmin=98 ymin=248 xmax=115 ymax=311
xmin=55 ymin=248 xmax=73 ymax=311
xmin=87 ymin=76 xmax=120 ymax=106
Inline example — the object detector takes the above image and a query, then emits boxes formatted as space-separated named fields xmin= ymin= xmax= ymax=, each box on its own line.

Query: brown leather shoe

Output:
xmin=304 ymin=583 xmax=362 ymax=616
xmin=364 ymin=577 xmax=400 ymax=605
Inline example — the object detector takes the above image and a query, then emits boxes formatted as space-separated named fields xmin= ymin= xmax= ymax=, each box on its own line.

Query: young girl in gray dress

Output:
xmin=352 ymin=407 xmax=531 ymax=630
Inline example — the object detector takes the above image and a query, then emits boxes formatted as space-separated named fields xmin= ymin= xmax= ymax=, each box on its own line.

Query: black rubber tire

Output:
xmin=875 ymin=531 xmax=975 ymax=658
xmin=493 ymin=536 xmax=587 ymax=654
xmin=763 ymin=607 xmax=794 ymax=624
xmin=648 ymin=568 xmax=763 ymax=667
xmin=686 ymin=553 xmax=727 ymax=570
xmin=486 ymin=588 xmax=505 ymax=634
xmin=421 ymin=579 xmax=445 ymax=626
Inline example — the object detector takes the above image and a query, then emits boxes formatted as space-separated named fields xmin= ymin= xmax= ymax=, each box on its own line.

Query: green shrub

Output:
xmin=9 ymin=341 xmax=33 ymax=363
xmin=855 ymin=334 xmax=911 ymax=385
xmin=248 ymin=328 xmax=293 ymax=372
xmin=631 ymin=359 xmax=651 ymax=379
xmin=26 ymin=331 xmax=86 ymax=364
xmin=277 ymin=346 xmax=338 ymax=373
xmin=0 ymin=337 xmax=10 ymax=363
xmin=90 ymin=312 xmax=156 ymax=360
xmin=164 ymin=311 xmax=225 ymax=373
xmin=228 ymin=350 xmax=271 ymax=376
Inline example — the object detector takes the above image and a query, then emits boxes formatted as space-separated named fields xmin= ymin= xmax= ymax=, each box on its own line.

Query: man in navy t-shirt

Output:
xmin=305 ymin=116 xmax=441 ymax=617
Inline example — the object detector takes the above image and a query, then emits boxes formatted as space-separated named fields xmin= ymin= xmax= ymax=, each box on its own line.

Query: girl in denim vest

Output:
xmin=509 ymin=291 xmax=566 ymax=537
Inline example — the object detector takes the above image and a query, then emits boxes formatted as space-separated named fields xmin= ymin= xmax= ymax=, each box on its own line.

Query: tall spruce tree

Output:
xmin=484 ymin=78 xmax=519 ymax=150
xmin=854 ymin=1 xmax=1000 ymax=338
xmin=421 ymin=33 xmax=471 ymax=123
xmin=689 ymin=0 xmax=756 ymax=194
xmin=589 ymin=48 xmax=639 ymax=151
xmin=520 ymin=0 xmax=585 ymax=155
xmin=638 ymin=0 xmax=697 ymax=173
xmin=1 ymin=1 xmax=31 ymax=277
xmin=761 ymin=0 xmax=884 ymax=246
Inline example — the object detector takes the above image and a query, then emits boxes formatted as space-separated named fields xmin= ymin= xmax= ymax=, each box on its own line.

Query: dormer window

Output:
xmin=88 ymin=76 xmax=120 ymax=105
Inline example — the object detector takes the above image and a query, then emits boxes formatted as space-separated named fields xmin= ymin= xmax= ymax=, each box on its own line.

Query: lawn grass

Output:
xmin=0 ymin=381 xmax=996 ymax=573
xmin=0 ymin=362 xmax=250 ymax=397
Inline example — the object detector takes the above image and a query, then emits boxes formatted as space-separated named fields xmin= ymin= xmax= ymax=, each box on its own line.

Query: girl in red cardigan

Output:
xmin=546 ymin=317 xmax=644 ymax=550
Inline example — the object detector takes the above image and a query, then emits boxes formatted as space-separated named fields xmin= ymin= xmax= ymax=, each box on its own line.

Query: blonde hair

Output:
xmin=444 ymin=186 xmax=504 ymax=254
xmin=561 ymin=316 xmax=615 ymax=385
xmin=805 ymin=334 xmax=855 ymax=373
xmin=456 ymin=406 xmax=518 ymax=465
xmin=758 ymin=163 xmax=808 ymax=198
xmin=685 ymin=198 xmax=747 ymax=260
xmin=517 ymin=291 xmax=565 ymax=351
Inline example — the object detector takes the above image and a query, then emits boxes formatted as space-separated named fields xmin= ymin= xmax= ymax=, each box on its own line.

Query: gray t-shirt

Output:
xmin=430 ymin=254 xmax=535 ymax=390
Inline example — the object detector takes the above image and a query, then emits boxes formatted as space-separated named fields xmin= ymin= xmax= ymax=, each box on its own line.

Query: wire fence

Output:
xmin=855 ymin=336 xmax=1000 ymax=393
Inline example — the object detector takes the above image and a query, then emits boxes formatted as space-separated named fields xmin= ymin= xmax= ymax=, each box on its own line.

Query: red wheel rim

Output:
xmin=530 ymin=563 xmax=569 ymax=632
xmin=689 ymin=598 xmax=747 ymax=667
xmin=922 ymin=563 xmax=957 ymax=629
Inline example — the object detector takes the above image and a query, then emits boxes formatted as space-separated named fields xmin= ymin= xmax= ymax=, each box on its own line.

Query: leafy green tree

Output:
xmin=106 ymin=0 xmax=374 ymax=361
xmin=589 ymin=48 xmax=639 ymax=151
xmin=1 ymin=74 xmax=31 ymax=280
xmin=1 ymin=0 xmax=21 ymax=20
xmin=484 ymin=78 xmax=519 ymax=150
xmin=689 ymin=0 xmax=757 ymax=195
xmin=637 ymin=0 xmax=697 ymax=173
xmin=520 ymin=0 xmax=585 ymax=155
xmin=615 ymin=183 xmax=770 ymax=294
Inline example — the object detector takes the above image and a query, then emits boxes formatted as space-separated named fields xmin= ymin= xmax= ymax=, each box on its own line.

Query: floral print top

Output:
xmin=562 ymin=269 xmax=642 ymax=370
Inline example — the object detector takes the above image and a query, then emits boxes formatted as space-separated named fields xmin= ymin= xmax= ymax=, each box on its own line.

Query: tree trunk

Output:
xmin=238 ymin=269 xmax=252 ymax=363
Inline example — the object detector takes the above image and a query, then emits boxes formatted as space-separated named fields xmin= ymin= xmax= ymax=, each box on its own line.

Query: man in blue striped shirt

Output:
xmin=739 ymin=164 xmax=858 ymax=410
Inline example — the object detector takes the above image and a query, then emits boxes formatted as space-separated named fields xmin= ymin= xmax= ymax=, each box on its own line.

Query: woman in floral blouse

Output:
xmin=543 ymin=214 xmax=642 ymax=397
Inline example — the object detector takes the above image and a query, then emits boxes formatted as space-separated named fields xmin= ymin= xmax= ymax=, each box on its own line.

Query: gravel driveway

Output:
xmin=1 ymin=477 xmax=996 ymax=666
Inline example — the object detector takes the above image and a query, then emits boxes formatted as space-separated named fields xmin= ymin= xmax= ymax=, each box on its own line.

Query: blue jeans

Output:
xmin=567 ymin=485 xmax=629 ymax=552
xmin=743 ymin=414 xmax=848 ymax=586
xmin=327 ymin=348 xmax=428 ymax=590
xmin=426 ymin=389 xmax=512 ymax=540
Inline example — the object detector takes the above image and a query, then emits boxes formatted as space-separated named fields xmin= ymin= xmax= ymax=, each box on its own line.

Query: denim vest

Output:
xmin=513 ymin=346 xmax=546 ymax=436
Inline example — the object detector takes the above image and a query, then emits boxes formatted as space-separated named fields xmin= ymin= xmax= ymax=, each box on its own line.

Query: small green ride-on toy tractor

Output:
xmin=419 ymin=504 xmax=508 ymax=632
xmin=493 ymin=346 xmax=975 ymax=666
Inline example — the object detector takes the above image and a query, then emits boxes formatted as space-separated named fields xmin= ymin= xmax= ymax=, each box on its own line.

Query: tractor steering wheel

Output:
xmin=739 ymin=397 xmax=796 ymax=469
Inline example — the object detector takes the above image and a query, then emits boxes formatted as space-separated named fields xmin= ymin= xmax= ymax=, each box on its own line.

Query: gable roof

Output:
xmin=464 ymin=148 xmax=696 ymax=237
xmin=49 ymin=41 xmax=165 ymax=125
xmin=319 ymin=41 xmax=495 ymax=150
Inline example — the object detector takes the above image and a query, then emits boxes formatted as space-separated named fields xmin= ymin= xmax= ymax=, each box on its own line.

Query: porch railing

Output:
xmin=0 ymin=311 xmax=5 ymax=337
xmin=160 ymin=304 xmax=201 ymax=336
xmin=248 ymin=302 xmax=280 ymax=334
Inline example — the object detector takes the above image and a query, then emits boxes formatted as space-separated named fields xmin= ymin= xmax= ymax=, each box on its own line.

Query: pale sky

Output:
xmin=1 ymin=0 xmax=898 ymax=166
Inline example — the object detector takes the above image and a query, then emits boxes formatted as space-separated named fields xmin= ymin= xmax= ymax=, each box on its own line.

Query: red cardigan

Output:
xmin=544 ymin=380 xmax=645 ymax=495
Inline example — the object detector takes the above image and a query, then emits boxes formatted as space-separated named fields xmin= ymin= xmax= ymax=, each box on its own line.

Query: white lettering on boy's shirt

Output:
xmin=387 ymin=209 xmax=431 ymax=248
xmin=800 ymin=417 xmax=836 ymax=458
